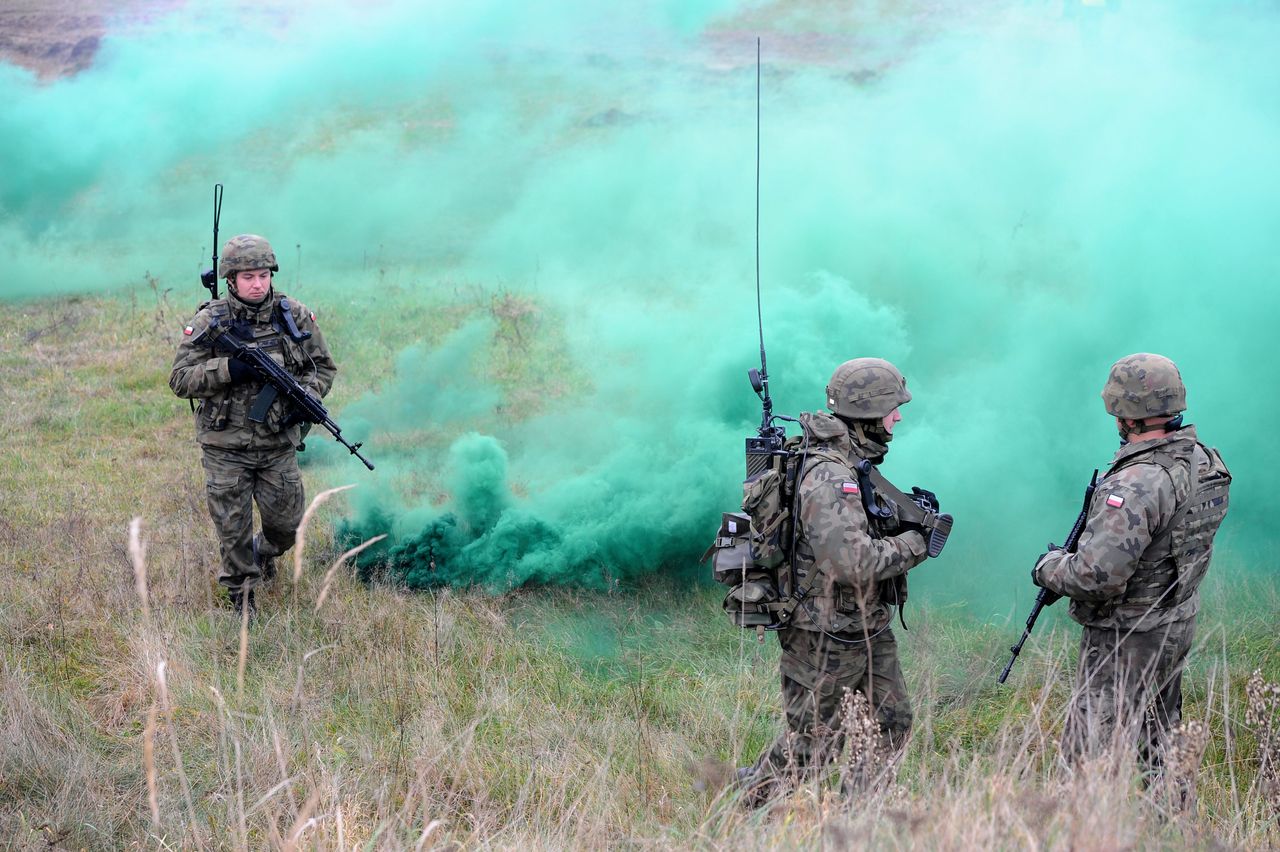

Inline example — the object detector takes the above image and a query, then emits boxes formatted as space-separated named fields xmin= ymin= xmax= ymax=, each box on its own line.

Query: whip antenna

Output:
xmin=744 ymin=39 xmax=788 ymax=478
xmin=200 ymin=183 xmax=224 ymax=301
xmin=752 ymin=38 xmax=772 ymax=431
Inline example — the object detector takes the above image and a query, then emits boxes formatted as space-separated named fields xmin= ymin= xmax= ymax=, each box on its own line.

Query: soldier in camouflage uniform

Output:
xmin=169 ymin=235 xmax=337 ymax=616
xmin=740 ymin=358 xmax=937 ymax=807
xmin=1033 ymin=353 xmax=1231 ymax=774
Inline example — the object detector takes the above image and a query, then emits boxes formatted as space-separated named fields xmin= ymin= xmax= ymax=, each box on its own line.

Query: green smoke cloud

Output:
xmin=4 ymin=1 xmax=1277 ymax=615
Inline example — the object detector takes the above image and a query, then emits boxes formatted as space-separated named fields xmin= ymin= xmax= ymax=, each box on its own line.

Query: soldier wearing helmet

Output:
xmin=1033 ymin=353 xmax=1231 ymax=784
xmin=169 ymin=234 xmax=338 ymax=617
xmin=740 ymin=357 xmax=938 ymax=807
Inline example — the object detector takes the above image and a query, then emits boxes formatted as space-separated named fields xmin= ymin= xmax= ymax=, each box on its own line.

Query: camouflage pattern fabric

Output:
xmin=218 ymin=233 xmax=279 ymax=277
xmin=169 ymin=290 xmax=337 ymax=451
xmin=740 ymin=411 xmax=926 ymax=806
xmin=201 ymin=445 xmax=305 ymax=591
xmin=1035 ymin=426 xmax=1221 ymax=632
xmin=1036 ymin=422 xmax=1229 ymax=775
xmin=1100 ymin=352 xmax=1186 ymax=419
xmin=789 ymin=411 xmax=928 ymax=634
xmin=741 ymin=625 xmax=912 ymax=807
xmin=1061 ymin=617 xmax=1196 ymax=769
xmin=826 ymin=358 xmax=911 ymax=420
xmin=170 ymin=288 xmax=336 ymax=592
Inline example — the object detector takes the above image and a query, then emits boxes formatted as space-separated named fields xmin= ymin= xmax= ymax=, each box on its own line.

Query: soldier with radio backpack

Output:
xmin=709 ymin=357 xmax=953 ymax=807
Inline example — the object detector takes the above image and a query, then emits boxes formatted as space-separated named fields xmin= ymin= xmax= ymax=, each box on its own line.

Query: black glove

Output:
xmin=228 ymin=318 xmax=256 ymax=341
xmin=227 ymin=357 xmax=256 ymax=384
xmin=1031 ymin=562 xmax=1044 ymax=588
xmin=909 ymin=486 xmax=940 ymax=514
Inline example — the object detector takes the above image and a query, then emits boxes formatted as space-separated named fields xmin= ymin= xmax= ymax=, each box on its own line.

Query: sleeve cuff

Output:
xmin=900 ymin=530 xmax=928 ymax=560
xmin=204 ymin=357 xmax=230 ymax=385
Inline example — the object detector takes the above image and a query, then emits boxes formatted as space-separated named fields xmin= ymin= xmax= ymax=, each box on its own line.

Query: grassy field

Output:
xmin=1 ymin=286 xmax=1278 ymax=850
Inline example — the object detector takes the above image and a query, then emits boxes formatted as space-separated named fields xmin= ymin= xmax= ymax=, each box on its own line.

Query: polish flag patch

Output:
xmin=310 ymin=312 xmax=317 ymax=322
xmin=1106 ymin=494 xmax=1125 ymax=509
xmin=183 ymin=326 xmax=194 ymax=335
xmin=841 ymin=482 xmax=860 ymax=494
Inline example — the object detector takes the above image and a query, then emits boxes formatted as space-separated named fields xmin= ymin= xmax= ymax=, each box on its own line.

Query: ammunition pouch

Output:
xmin=199 ymin=394 xmax=233 ymax=431
xmin=723 ymin=579 xmax=784 ymax=628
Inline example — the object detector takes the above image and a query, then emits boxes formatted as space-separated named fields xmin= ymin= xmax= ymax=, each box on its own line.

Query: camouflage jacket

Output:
xmin=169 ymin=290 xmax=337 ymax=450
xmin=1035 ymin=426 xmax=1229 ymax=631
xmin=790 ymin=411 xmax=928 ymax=634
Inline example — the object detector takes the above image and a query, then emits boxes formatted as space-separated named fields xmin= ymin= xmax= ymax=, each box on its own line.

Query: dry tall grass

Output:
xmin=2 ymin=294 xmax=1277 ymax=849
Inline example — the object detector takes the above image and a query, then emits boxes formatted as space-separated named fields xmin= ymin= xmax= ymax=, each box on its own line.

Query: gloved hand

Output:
xmin=1031 ymin=545 xmax=1062 ymax=589
xmin=227 ymin=357 xmax=256 ymax=385
xmin=228 ymin=318 xmax=256 ymax=341
xmin=909 ymin=486 xmax=940 ymax=514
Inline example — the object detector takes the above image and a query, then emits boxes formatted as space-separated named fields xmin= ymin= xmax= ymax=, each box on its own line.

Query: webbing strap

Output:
xmin=775 ymin=448 xmax=857 ymax=621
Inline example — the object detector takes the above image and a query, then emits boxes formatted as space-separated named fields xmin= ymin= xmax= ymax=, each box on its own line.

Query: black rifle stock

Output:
xmin=860 ymin=465 xmax=954 ymax=558
xmin=203 ymin=322 xmax=375 ymax=471
xmin=997 ymin=469 xmax=1098 ymax=684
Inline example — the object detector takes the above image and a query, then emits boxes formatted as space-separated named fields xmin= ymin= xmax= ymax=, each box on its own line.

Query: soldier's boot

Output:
xmin=735 ymin=766 xmax=779 ymax=810
xmin=229 ymin=588 xmax=257 ymax=619
xmin=252 ymin=534 xmax=277 ymax=583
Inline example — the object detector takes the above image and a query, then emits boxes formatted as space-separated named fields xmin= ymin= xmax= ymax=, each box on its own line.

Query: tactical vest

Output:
xmin=196 ymin=296 xmax=310 ymax=440
xmin=1107 ymin=440 xmax=1231 ymax=613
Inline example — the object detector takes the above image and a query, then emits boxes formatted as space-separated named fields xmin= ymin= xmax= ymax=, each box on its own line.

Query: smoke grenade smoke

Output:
xmin=3 ymin=1 xmax=1277 ymax=614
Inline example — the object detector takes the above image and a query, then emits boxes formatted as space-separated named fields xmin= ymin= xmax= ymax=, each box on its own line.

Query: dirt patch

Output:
xmin=0 ymin=0 xmax=182 ymax=80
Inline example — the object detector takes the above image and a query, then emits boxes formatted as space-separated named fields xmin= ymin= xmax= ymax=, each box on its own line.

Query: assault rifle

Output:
xmin=198 ymin=321 xmax=375 ymax=471
xmin=858 ymin=463 xmax=954 ymax=558
xmin=997 ymin=469 xmax=1098 ymax=684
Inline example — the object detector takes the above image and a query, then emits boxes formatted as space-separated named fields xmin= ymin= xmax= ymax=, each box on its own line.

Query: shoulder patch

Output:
xmin=840 ymin=481 xmax=859 ymax=495
xmin=1106 ymin=494 xmax=1125 ymax=508
xmin=310 ymin=311 xmax=317 ymax=323
xmin=183 ymin=325 xmax=194 ymax=335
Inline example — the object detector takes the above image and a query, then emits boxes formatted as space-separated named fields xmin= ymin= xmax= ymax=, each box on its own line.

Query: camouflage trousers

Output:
xmin=1062 ymin=616 xmax=1196 ymax=771
xmin=743 ymin=624 xmax=912 ymax=806
xmin=200 ymin=444 xmax=305 ymax=592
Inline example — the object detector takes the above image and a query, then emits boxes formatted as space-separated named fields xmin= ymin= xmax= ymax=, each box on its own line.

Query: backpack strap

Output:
xmin=773 ymin=448 xmax=858 ymax=622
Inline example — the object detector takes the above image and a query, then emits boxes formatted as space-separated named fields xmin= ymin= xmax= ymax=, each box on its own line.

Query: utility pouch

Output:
xmin=702 ymin=510 xmax=785 ymax=629
xmin=201 ymin=395 xmax=232 ymax=431
xmin=723 ymin=578 xmax=782 ymax=628
xmin=703 ymin=512 xmax=754 ymax=585
xmin=742 ymin=467 xmax=789 ymax=570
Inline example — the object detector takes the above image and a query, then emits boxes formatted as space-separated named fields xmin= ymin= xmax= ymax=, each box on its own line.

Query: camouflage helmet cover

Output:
xmin=1101 ymin=352 xmax=1187 ymax=419
xmin=826 ymin=357 xmax=912 ymax=420
xmin=218 ymin=234 xmax=279 ymax=278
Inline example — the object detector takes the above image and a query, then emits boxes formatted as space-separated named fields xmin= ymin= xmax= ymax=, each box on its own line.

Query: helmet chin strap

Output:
xmin=842 ymin=416 xmax=893 ymax=447
xmin=1118 ymin=414 xmax=1184 ymax=444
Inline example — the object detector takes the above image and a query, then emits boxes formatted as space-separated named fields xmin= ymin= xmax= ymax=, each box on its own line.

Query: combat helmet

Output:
xmin=219 ymin=234 xmax=279 ymax=279
xmin=1101 ymin=353 xmax=1187 ymax=419
xmin=826 ymin=357 xmax=911 ymax=420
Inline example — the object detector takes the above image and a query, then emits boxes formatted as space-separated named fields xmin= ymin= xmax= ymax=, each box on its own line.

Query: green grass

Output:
xmin=1 ymin=289 xmax=1278 ymax=849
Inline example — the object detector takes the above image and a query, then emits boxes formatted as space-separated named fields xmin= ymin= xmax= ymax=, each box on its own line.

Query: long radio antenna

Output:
xmin=753 ymin=37 xmax=773 ymax=430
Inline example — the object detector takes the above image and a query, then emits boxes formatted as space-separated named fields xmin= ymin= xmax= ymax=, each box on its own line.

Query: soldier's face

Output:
xmin=882 ymin=407 xmax=902 ymax=434
xmin=232 ymin=269 xmax=272 ymax=303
